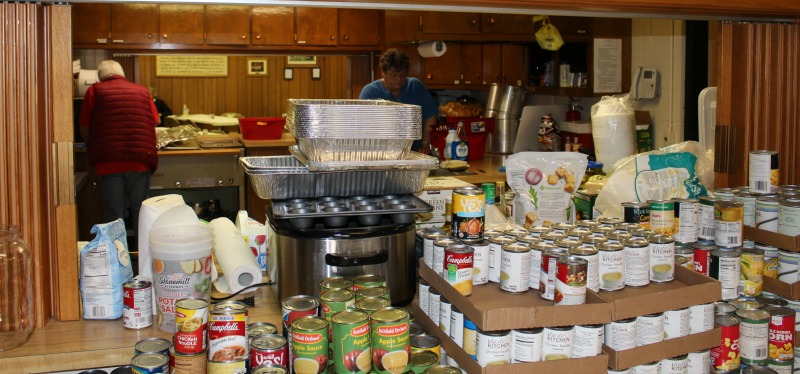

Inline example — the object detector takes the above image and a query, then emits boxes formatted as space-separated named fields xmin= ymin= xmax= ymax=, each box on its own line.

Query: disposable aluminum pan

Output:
xmin=288 ymin=145 xmax=438 ymax=172
xmin=241 ymin=156 xmax=432 ymax=199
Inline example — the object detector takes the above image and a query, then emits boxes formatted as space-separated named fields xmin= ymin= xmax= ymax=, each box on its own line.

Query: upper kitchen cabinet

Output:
xmin=421 ymin=12 xmax=480 ymax=35
xmin=72 ymin=3 xmax=110 ymax=45
xmin=501 ymin=44 xmax=527 ymax=87
xmin=547 ymin=16 xmax=593 ymax=40
xmin=206 ymin=5 xmax=250 ymax=45
xmin=159 ymin=4 xmax=205 ymax=45
xmin=295 ymin=7 xmax=338 ymax=46
xmin=384 ymin=10 xmax=419 ymax=44
xmin=338 ymin=9 xmax=381 ymax=46
xmin=251 ymin=6 xmax=295 ymax=46
xmin=109 ymin=4 xmax=158 ymax=44
xmin=421 ymin=43 xmax=463 ymax=86
xmin=481 ymin=14 xmax=536 ymax=35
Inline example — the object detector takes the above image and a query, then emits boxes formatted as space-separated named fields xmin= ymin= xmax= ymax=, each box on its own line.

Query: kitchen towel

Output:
xmin=417 ymin=41 xmax=447 ymax=58
xmin=209 ymin=218 xmax=261 ymax=294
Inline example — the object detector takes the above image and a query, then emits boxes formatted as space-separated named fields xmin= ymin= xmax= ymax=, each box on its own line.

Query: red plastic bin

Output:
xmin=430 ymin=117 xmax=494 ymax=161
xmin=238 ymin=117 xmax=286 ymax=140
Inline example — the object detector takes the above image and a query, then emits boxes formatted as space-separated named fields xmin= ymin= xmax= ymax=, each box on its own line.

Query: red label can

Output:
xmin=208 ymin=304 xmax=249 ymax=361
xmin=444 ymin=244 xmax=474 ymax=296
xmin=174 ymin=298 xmax=209 ymax=355
xmin=539 ymin=248 xmax=569 ymax=300
xmin=250 ymin=334 xmax=289 ymax=368
xmin=693 ymin=244 xmax=715 ymax=276
xmin=710 ymin=315 xmax=740 ymax=371
xmin=123 ymin=280 xmax=153 ymax=329
xmin=766 ymin=306 xmax=795 ymax=361
xmin=281 ymin=295 xmax=320 ymax=337
xmin=555 ymin=256 xmax=588 ymax=305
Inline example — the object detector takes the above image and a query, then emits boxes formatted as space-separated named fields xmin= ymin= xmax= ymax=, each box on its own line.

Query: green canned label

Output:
xmin=353 ymin=275 xmax=387 ymax=291
xmin=321 ymin=290 xmax=355 ymax=321
xmin=410 ymin=350 xmax=438 ymax=373
xmin=370 ymin=308 xmax=411 ymax=374
xmin=332 ymin=311 xmax=371 ymax=374
xmin=291 ymin=317 xmax=329 ymax=374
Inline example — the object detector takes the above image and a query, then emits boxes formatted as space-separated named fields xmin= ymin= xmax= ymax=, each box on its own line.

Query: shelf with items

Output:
xmin=603 ymin=328 xmax=721 ymax=370
xmin=745 ymin=225 xmax=800 ymax=299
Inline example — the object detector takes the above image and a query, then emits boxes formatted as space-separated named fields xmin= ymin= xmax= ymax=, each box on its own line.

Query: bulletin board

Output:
xmin=156 ymin=55 xmax=228 ymax=77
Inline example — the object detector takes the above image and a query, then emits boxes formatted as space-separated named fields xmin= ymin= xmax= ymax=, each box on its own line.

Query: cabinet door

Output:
xmin=109 ymin=4 xmax=157 ymax=44
xmin=206 ymin=5 xmax=250 ymax=45
xmin=251 ymin=6 xmax=294 ymax=46
xmin=296 ymin=7 xmax=337 ymax=46
xmin=422 ymin=44 xmax=462 ymax=86
xmin=548 ymin=16 xmax=592 ymax=40
xmin=421 ymin=12 xmax=479 ymax=34
xmin=384 ymin=10 xmax=419 ymax=44
xmin=72 ymin=3 xmax=110 ymax=44
xmin=338 ymin=9 xmax=380 ymax=46
xmin=461 ymin=44 xmax=482 ymax=86
xmin=481 ymin=44 xmax=502 ymax=85
xmin=481 ymin=14 xmax=535 ymax=35
xmin=501 ymin=44 xmax=526 ymax=87
xmin=159 ymin=4 xmax=205 ymax=45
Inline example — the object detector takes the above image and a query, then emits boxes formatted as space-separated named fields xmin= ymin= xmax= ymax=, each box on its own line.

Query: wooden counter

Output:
xmin=446 ymin=153 xmax=508 ymax=185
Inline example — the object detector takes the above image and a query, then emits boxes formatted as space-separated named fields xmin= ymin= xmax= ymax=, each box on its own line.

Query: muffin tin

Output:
xmin=271 ymin=194 xmax=433 ymax=229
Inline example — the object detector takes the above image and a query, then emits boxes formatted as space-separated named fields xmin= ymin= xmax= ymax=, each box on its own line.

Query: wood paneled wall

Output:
xmin=136 ymin=55 xmax=358 ymax=118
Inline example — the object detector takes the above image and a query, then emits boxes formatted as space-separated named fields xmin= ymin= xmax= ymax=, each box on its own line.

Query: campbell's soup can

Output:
xmin=692 ymin=242 xmax=717 ymax=276
xmin=123 ymin=280 xmax=153 ymax=329
xmin=444 ymin=244 xmax=474 ymax=295
xmin=648 ymin=200 xmax=675 ymax=235
xmin=538 ymin=248 xmax=569 ymax=300
xmin=622 ymin=202 xmax=650 ymax=229
xmin=554 ymin=256 xmax=587 ymax=305
xmin=174 ymin=298 xmax=209 ymax=355
xmin=451 ymin=187 xmax=485 ymax=240
xmin=169 ymin=346 xmax=206 ymax=374
xmin=711 ymin=314 xmax=740 ymax=372
xmin=765 ymin=306 xmax=795 ymax=361
xmin=291 ymin=316 xmax=329 ymax=374
xmin=208 ymin=301 xmax=248 ymax=361
xmin=750 ymin=150 xmax=780 ymax=194
xmin=715 ymin=200 xmax=745 ymax=248
xmin=250 ymin=334 xmax=289 ymax=368
xmin=370 ymin=307 xmax=411 ymax=374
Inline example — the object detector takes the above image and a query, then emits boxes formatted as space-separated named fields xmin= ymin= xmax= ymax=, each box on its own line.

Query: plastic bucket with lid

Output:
xmin=150 ymin=225 xmax=214 ymax=333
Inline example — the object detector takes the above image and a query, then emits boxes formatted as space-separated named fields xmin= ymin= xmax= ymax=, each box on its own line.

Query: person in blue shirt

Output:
xmin=359 ymin=49 xmax=438 ymax=151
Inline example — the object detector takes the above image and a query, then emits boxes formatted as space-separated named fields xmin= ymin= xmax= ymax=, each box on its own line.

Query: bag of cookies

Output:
xmin=505 ymin=152 xmax=588 ymax=228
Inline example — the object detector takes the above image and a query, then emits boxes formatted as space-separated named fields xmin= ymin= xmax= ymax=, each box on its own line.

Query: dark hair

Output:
xmin=380 ymin=49 xmax=410 ymax=73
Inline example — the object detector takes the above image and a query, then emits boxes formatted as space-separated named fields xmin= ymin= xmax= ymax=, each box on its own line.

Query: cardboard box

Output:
xmin=574 ymin=190 xmax=599 ymax=221
xmin=412 ymin=303 xmax=610 ymax=374
xmin=596 ymin=265 xmax=721 ymax=320
xmin=744 ymin=226 xmax=800 ymax=252
xmin=415 ymin=177 xmax=475 ymax=224
xmin=763 ymin=277 xmax=800 ymax=301
xmin=603 ymin=328 xmax=721 ymax=370
xmin=419 ymin=260 xmax=612 ymax=331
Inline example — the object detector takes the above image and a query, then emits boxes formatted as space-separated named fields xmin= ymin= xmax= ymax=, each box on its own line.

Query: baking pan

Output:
xmin=288 ymin=145 xmax=438 ymax=172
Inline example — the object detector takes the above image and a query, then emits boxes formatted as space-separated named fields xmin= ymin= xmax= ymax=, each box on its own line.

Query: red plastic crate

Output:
xmin=430 ymin=117 xmax=494 ymax=161
xmin=238 ymin=117 xmax=286 ymax=140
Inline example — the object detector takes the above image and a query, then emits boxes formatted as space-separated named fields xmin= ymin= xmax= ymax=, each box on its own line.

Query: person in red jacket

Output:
xmin=79 ymin=60 xmax=160 ymax=247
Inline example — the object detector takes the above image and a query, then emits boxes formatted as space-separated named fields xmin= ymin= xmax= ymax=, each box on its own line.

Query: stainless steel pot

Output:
xmin=484 ymin=83 xmax=528 ymax=118
xmin=486 ymin=117 xmax=520 ymax=154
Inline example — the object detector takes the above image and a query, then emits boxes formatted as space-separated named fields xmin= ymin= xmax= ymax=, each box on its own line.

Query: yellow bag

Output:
xmin=535 ymin=17 xmax=564 ymax=51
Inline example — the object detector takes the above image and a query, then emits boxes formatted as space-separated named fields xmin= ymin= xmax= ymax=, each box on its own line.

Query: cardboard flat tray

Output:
xmin=412 ymin=303 xmax=610 ymax=374
xmin=419 ymin=260 xmax=612 ymax=331
xmin=603 ymin=328 xmax=721 ymax=370
xmin=763 ymin=277 xmax=800 ymax=301
xmin=596 ymin=266 xmax=722 ymax=320
xmin=744 ymin=226 xmax=800 ymax=252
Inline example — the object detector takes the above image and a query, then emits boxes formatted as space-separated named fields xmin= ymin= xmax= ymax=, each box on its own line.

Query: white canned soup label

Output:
xmin=687 ymin=349 xmax=711 ymax=374
xmin=541 ymin=326 xmax=574 ymax=361
xmin=736 ymin=308 xmax=769 ymax=366
xmin=428 ymin=289 xmax=440 ymax=327
xmin=660 ymin=354 xmax=688 ymax=374
xmin=663 ymin=308 xmax=690 ymax=340
xmin=649 ymin=235 xmax=675 ymax=282
xmin=778 ymin=198 xmax=800 ymax=236
xmin=475 ymin=330 xmax=511 ymax=367
xmin=623 ymin=238 xmax=650 ymax=287
xmin=735 ymin=192 xmax=757 ymax=228
xmin=604 ymin=318 xmax=637 ymax=351
xmin=749 ymin=150 xmax=779 ymax=194
xmin=756 ymin=196 xmax=780 ymax=232
xmin=418 ymin=281 xmax=430 ymax=316
xmin=488 ymin=237 xmax=515 ymax=283
xmin=462 ymin=239 xmax=489 ymax=285
xmin=450 ymin=306 xmax=464 ymax=346
xmin=433 ymin=239 xmax=458 ymax=277
xmin=632 ymin=362 xmax=659 ymax=374
xmin=499 ymin=244 xmax=531 ymax=293
xmin=511 ymin=328 xmax=543 ymax=363
xmin=423 ymin=233 xmax=448 ymax=268
xmin=528 ymin=246 xmax=544 ymax=290
xmin=778 ymin=250 xmax=799 ymax=284
xmin=673 ymin=198 xmax=699 ymax=243
xmin=598 ymin=243 xmax=625 ymax=291
xmin=572 ymin=324 xmax=603 ymax=358
xmin=439 ymin=298 xmax=451 ymax=335
xmin=636 ymin=313 xmax=665 ymax=346
xmin=710 ymin=250 xmax=742 ymax=301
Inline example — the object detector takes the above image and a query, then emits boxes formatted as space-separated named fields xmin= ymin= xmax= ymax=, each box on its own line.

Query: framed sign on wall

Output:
xmin=156 ymin=55 xmax=228 ymax=77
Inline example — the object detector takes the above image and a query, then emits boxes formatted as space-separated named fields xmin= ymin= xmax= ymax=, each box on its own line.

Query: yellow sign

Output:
xmin=156 ymin=55 xmax=228 ymax=77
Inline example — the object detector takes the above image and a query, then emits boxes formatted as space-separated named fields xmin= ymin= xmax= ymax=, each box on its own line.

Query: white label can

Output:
xmin=699 ymin=196 xmax=717 ymax=241
xmin=572 ymin=324 xmax=603 ymax=358
xmin=428 ymin=287 xmax=441 ymax=326
xmin=673 ymin=198 xmax=699 ymax=243
xmin=488 ymin=236 xmax=516 ymax=283
xmin=649 ymin=235 xmax=675 ymax=283
xmin=598 ymin=242 xmax=625 ymax=291
xmin=778 ymin=198 xmax=800 ymax=236
xmin=778 ymin=250 xmax=799 ymax=284
xmin=749 ymin=150 xmax=779 ymax=194
xmin=632 ymin=361 xmax=660 ymax=374
xmin=756 ymin=196 xmax=780 ymax=232
xmin=439 ymin=296 xmax=452 ymax=335
xmin=605 ymin=318 xmax=637 ymax=351
xmin=541 ymin=326 xmax=574 ymax=361
xmin=511 ymin=328 xmax=543 ymax=363
xmin=418 ymin=279 xmax=430 ymax=316
xmin=424 ymin=232 xmax=448 ymax=268
xmin=623 ymin=238 xmax=650 ymax=287
xmin=663 ymin=308 xmax=690 ymax=340
xmin=636 ymin=313 xmax=665 ymax=346
xmin=659 ymin=354 xmax=688 ymax=374
xmin=736 ymin=308 xmax=769 ymax=366
xmin=570 ymin=247 xmax=599 ymax=293
xmin=450 ymin=305 xmax=464 ymax=347
xmin=463 ymin=239 xmax=490 ymax=285
xmin=433 ymin=238 xmax=458 ymax=277
xmin=475 ymin=329 xmax=511 ymax=367
xmin=499 ymin=243 xmax=531 ymax=293
xmin=528 ymin=244 xmax=545 ymax=290
xmin=687 ymin=349 xmax=710 ymax=373
xmin=689 ymin=303 xmax=715 ymax=334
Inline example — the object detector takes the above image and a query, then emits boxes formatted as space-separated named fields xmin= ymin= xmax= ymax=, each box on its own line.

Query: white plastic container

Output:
xmin=150 ymin=225 xmax=214 ymax=333
xmin=591 ymin=95 xmax=636 ymax=173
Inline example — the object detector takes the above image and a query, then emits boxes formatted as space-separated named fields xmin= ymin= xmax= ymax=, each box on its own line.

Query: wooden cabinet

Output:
xmin=384 ymin=10 xmax=419 ymax=44
xmin=296 ymin=7 xmax=338 ymax=46
xmin=338 ymin=9 xmax=380 ymax=46
xmin=421 ymin=43 xmax=525 ymax=89
xmin=72 ymin=3 xmax=110 ymax=44
xmin=109 ymin=4 xmax=157 ymax=44
xmin=501 ymin=44 xmax=526 ymax=86
xmin=159 ymin=4 xmax=205 ymax=45
xmin=422 ymin=44 xmax=462 ymax=86
xmin=251 ymin=6 xmax=294 ymax=46
xmin=482 ymin=44 xmax=502 ymax=85
xmin=422 ymin=12 xmax=479 ymax=34
xmin=481 ymin=14 xmax=536 ymax=35
xmin=548 ymin=16 xmax=593 ymax=40
xmin=206 ymin=5 xmax=250 ymax=45
xmin=461 ymin=44 xmax=483 ymax=86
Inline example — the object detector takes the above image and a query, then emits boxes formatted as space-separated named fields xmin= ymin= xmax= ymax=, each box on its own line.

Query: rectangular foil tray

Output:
xmin=289 ymin=145 xmax=438 ymax=172
xmin=286 ymin=99 xmax=421 ymax=138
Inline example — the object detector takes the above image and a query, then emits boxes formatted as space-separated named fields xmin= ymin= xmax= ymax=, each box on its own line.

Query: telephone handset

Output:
xmin=633 ymin=67 xmax=658 ymax=100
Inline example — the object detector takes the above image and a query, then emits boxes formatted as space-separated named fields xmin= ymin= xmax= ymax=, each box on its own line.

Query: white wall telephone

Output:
xmin=633 ymin=67 xmax=659 ymax=100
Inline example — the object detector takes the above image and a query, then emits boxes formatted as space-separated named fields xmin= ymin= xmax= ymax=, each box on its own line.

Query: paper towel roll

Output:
xmin=138 ymin=194 xmax=187 ymax=277
xmin=209 ymin=218 xmax=261 ymax=294
xmin=417 ymin=41 xmax=447 ymax=58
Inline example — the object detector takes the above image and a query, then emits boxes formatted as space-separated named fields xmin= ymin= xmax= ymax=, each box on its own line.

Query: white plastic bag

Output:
xmin=591 ymin=94 xmax=636 ymax=173
xmin=79 ymin=219 xmax=134 ymax=319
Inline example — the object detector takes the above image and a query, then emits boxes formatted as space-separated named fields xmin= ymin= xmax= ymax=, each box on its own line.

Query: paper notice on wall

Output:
xmin=593 ymin=38 xmax=622 ymax=94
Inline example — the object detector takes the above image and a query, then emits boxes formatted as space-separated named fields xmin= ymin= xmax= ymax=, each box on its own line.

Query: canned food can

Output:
xmin=687 ymin=349 xmax=711 ymax=373
xmin=410 ymin=350 xmax=438 ymax=373
xmin=550 ymin=223 xmax=575 ymax=233
xmin=715 ymin=188 xmax=737 ymax=200
xmin=598 ymin=242 xmax=625 ymax=291
xmin=572 ymin=324 xmax=603 ymax=358
xmin=576 ymin=219 xmax=599 ymax=229
xmin=538 ymin=248 xmax=568 ymax=300
xmin=675 ymin=244 xmax=694 ymax=271
xmin=500 ymin=243 xmax=531 ymax=293
xmin=711 ymin=249 xmax=742 ymax=301
xmin=735 ymin=191 xmax=758 ymax=228
xmin=174 ymin=298 xmax=209 ymax=355
xmin=449 ymin=305 xmax=464 ymax=347
xmin=631 ymin=361 xmax=659 ymax=374
xmin=135 ymin=337 xmax=172 ymax=356
xmin=249 ymin=322 xmax=279 ymax=341
xmin=623 ymin=237 xmax=650 ymax=287
xmin=649 ymin=234 xmax=675 ymax=283
xmin=206 ymin=359 xmax=247 ymax=374
xmin=411 ymin=334 xmax=441 ymax=359
xmin=484 ymin=229 xmax=504 ymax=239
xmin=765 ymin=306 xmax=795 ymax=361
xmin=529 ymin=242 xmax=554 ymax=290
xmin=767 ymin=358 xmax=792 ymax=373
xmin=504 ymin=228 xmax=530 ymax=238
xmin=510 ymin=328 xmax=543 ymax=363
xmin=354 ymin=287 xmax=388 ymax=302
xmin=353 ymin=274 xmax=387 ymax=290
xmin=569 ymin=246 xmax=599 ymax=293
xmin=451 ymin=187 xmax=485 ymax=240
xmin=715 ymin=301 xmax=737 ymax=316
xmin=370 ymin=308 xmax=411 ymax=374
xmin=281 ymin=295 xmax=319 ymax=337
xmin=444 ymin=244 xmax=474 ymax=295
xmin=123 ymin=280 xmax=153 ymax=329
xmin=541 ymin=231 xmax=567 ymax=244
xmin=424 ymin=233 xmax=449 ymax=268
xmin=331 ymin=310 xmax=370 ymax=374
xmin=591 ymin=226 xmax=615 ymax=238
xmin=749 ymin=150 xmax=779 ymax=194
xmin=648 ymin=200 xmax=675 ymax=235
xmin=597 ymin=217 xmax=623 ymax=227
xmin=410 ymin=321 xmax=424 ymax=337
xmin=209 ymin=302 xmax=249 ymax=361
xmin=250 ymin=334 xmax=289 ymax=368
xmin=692 ymin=242 xmax=717 ymax=276
xmin=756 ymin=196 xmax=781 ymax=232
xmin=689 ymin=303 xmax=715 ymax=334
xmin=711 ymin=315 xmax=741 ymax=372
xmin=427 ymin=288 xmax=441 ymax=328
xmin=757 ymin=295 xmax=788 ymax=308
xmin=168 ymin=346 xmax=206 ymax=374
xmin=673 ymin=198 xmax=699 ymax=243
xmin=554 ymin=255 xmax=588 ymax=305
xmin=319 ymin=277 xmax=353 ymax=295
xmin=698 ymin=196 xmax=718 ymax=241
xmin=463 ymin=317 xmax=477 ymax=359
xmin=541 ymin=326 xmax=574 ymax=361
xmin=604 ymin=318 xmax=637 ymax=351
xmin=663 ymin=308 xmax=690 ymax=340
xmin=418 ymin=279 xmax=430 ymax=317
xmin=251 ymin=364 xmax=288 ymax=374
xmin=131 ymin=352 xmax=169 ymax=374
xmin=461 ymin=238 xmax=489 ymax=285
xmin=622 ymin=202 xmax=650 ymax=229
xmin=715 ymin=200 xmax=745 ymax=247
xmin=758 ymin=244 xmax=780 ymax=279
xmin=439 ymin=296 xmax=451 ymax=336
xmin=424 ymin=365 xmax=462 ymax=374
xmin=740 ymin=247 xmax=765 ymax=297
xmin=778 ymin=250 xmax=799 ymax=284
xmin=605 ymin=231 xmax=632 ymax=244
xmin=433 ymin=238 xmax=455 ymax=277
xmin=488 ymin=236 xmax=515 ymax=283
xmin=736 ymin=308 xmax=770 ymax=366
xmin=660 ymin=354 xmax=688 ymax=374
xmin=779 ymin=198 xmax=800 ymax=236
xmin=566 ymin=227 xmax=591 ymax=240
xmin=526 ymin=226 xmax=551 ymax=237
xmin=291 ymin=316 xmax=329 ymax=374
xmin=636 ymin=312 xmax=665 ymax=346
xmin=353 ymin=297 xmax=391 ymax=322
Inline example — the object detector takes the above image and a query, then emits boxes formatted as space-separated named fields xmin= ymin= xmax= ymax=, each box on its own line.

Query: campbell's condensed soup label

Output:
xmin=209 ymin=305 xmax=249 ymax=361
xmin=444 ymin=244 xmax=474 ymax=295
